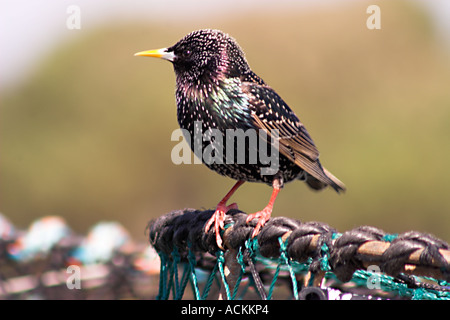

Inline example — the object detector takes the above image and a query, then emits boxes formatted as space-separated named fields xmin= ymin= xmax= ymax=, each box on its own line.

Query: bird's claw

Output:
xmin=204 ymin=202 xmax=238 ymax=250
xmin=246 ymin=208 xmax=272 ymax=238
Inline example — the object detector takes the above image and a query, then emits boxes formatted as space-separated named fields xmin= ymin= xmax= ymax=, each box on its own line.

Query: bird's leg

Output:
xmin=205 ymin=180 xmax=245 ymax=249
xmin=246 ymin=176 xmax=283 ymax=238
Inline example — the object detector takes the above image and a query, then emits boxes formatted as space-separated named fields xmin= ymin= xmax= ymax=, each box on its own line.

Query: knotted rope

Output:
xmin=147 ymin=208 xmax=450 ymax=300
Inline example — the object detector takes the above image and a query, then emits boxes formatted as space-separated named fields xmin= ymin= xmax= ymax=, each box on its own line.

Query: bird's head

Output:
xmin=135 ymin=29 xmax=250 ymax=87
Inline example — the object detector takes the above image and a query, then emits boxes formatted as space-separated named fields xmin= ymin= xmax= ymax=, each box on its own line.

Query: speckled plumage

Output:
xmin=164 ymin=29 xmax=344 ymax=191
xmin=136 ymin=29 xmax=345 ymax=247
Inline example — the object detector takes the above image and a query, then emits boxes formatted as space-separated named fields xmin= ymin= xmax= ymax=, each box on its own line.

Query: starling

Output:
xmin=136 ymin=29 xmax=345 ymax=248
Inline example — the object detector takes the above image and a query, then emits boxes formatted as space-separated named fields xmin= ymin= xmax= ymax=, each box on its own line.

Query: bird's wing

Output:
xmin=241 ymin=82 xmax=345 ymax=192
xmin=241 ymin=82 xmax=319 ymax=161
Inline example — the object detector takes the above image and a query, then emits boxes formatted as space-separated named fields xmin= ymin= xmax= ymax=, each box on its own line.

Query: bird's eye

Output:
xmin=184 ymin=50 xmax=191 ymax=57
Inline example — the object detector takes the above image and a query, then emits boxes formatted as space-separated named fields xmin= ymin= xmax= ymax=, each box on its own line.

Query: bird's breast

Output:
xmin=175 ymin=78 xmax=252 ymax=134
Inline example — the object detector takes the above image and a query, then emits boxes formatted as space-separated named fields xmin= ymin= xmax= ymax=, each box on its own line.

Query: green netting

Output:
xmin=148 ymin=209 xmax=450 ymax=300
xmin=155 ymin=234 xmax=450 ymax=300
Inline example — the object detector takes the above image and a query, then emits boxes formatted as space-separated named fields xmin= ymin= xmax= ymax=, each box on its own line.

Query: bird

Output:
xmin=135 ymin=29 xmax=345 ymax=249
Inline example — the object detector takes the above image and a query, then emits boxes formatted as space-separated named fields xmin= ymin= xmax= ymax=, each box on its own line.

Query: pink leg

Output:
xmin=246 ymin=186 xmax=280 ymax=238
xmin=204 ymin=180 xmax=245 ymax=249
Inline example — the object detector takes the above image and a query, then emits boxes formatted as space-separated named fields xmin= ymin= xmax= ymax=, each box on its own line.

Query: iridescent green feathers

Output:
xmin=169 ymin=29 xmax=345 ymax=192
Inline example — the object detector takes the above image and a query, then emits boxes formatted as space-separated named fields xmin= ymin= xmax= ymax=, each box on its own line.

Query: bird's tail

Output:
xmin=323 ymin=167 xmax=346 ymax=193
xmin=304 ymin=166 xmax=346 ymax=193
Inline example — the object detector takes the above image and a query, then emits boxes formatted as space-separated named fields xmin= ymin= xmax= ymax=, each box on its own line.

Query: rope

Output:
xmin=147 ymin=208 xmax=450 ymax=300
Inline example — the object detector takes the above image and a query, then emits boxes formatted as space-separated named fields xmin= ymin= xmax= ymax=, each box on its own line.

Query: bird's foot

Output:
xmin=204 ymin=202 xmax=238 ymax=249
xmin=246 ymin=207 xmax=273 ymax=238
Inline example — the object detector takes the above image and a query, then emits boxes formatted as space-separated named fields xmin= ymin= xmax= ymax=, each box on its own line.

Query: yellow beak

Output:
xmin=134 ymin=48 xmax=175 ymax=62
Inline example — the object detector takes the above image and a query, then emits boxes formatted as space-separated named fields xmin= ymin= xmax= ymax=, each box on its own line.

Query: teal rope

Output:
xmin=157 ymin=252 xmax=175 ymax=300
xmin=326 ymin=269 xmax=450 ymax=300
xmin=319 ymin=241 xmax=332 ymax=272
xmin=268 ymin=237 xmax=303 ymax=300
xmin=187 ymin=242 xmax=201 ymax=300
xmin=244 ymin=238 xmax=270 ymax=299
xmin=245 ymin=237 xmax=258 ymax=258
xmin=231 ymin=248 xmax=246 ymax=300
xmin=172 ymin=247 xmax=181 ymax=299
xmin=177 ymin=263 xmax=191 ymax=300
xmin=278 ymin=237 xmax=299 ymax=300
xmin=156 ymin=252 xmax=168 ymax=300
xmin=267 ymin=262 xmax=280 ymax=300
xmin=156 ymin=232 xmax=449 ymax=300
xmin=166 ymin=257 xmax=175 ymax=299
xmin=201 ymin=258 xmax=220 ymax=300
xmin=382 ymin=233 xmax=398 ymax=242
xmin=217 ymin=250 xmax=232 ymax=300
xmin=434 ymin=278 xmax=450 ymax=288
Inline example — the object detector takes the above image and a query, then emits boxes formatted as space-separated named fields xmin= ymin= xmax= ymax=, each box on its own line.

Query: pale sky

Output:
xmin=1 ymin=0 xmax=449 ymax=91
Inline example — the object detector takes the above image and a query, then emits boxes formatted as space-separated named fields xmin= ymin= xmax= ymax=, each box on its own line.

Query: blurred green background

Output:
xmin=1 ymin=0 xmax=450 ymax=243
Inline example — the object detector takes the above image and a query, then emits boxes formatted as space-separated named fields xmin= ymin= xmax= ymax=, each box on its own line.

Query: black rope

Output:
xmin=381 ymin=231 xmax=449 ymax=277
xmin=288 ymin=221 xmax=336 ymax=273
xmin=147 ymin=209 xmax=450 ymax=286
xmin=330 ymin=226 xmax=386 ymax=282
